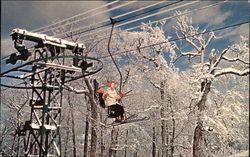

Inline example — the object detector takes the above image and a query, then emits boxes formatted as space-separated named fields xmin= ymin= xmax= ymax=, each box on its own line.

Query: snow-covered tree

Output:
xmin=173 ymin=11 xmax=249 ymax=157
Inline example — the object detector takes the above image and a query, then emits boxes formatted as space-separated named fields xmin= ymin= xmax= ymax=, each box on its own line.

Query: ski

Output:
xmin=105 ymin=116 xmax=150 ymax=127
xmin=124 ymin=113 xmax=138 ymax=120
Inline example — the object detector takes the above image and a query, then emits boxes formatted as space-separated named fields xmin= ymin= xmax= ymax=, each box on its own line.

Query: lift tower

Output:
xmin=1 ymin=28 xmax=103 ymax=156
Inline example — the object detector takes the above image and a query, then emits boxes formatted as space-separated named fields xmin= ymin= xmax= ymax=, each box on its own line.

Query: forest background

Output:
xmin=1 ymin=1 xmax=249 ymax=157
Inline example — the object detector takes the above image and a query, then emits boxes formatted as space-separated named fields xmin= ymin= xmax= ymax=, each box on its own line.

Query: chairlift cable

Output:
xmin=0 ymin=1 xmax=230 ymax=63
xmin=32 ymin=1 xmax=120 ymax=33
xmin=98 ymin=20 xmax=250 ymax=59
xmin=39 ymin=1 xmax=135 ymax=34
xmin=61 ymin=1 xmax=198 ymax=40
xmin=116 ymin=0 xmax=184 ymax=23
xmin=56 ymin=0 xmax=185 ymax=38
xmin=1 ymin=1 xmax=194 ymax=60
xmin=54 ymin=1 xmax=165 ymax=38
xmin=81 ymin=0 xmax=227 ymax=43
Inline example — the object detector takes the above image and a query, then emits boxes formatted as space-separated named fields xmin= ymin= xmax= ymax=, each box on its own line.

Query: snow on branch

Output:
xmin=212 ymin=47 xmax=230 ymax=68
xmin=181 ymin=52 xmax=201 ymax=57
xmin=172 ymin=144 xmax=192 ymax=150
xmin=137 ymin=39 xmax=159 ymax=67
xmin=149 ymin=80 xmax=161 ymax=90
xmin=214 ymin=67 xmax=250 ymax=77
xmin=204 ymin=32 xmax=215 ymax=48
xmin=222 ymin=56 xmax=249 ymax=64
xmin=185 ymin=37 xmax=201 ymax=52
xmin=175 ymin=30 xmax=200 ymax=52
xmin=63 ymin=84 xmax=89 ymax=95
xmin=173 ymin=51 xmax=201 ymax=64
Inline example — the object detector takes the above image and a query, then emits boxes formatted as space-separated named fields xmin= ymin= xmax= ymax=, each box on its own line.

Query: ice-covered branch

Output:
xmin=149 ymin=80 xmax=161 ymax=90
xmin=180 ymin=31 xmax=201 ymax=52
xmin=63 ymin=84 xmax=89 ymax=95
xmin=214 ymin=67 xmax=249 ymax=77
xmin=137 ymin=39 xmax=159 ymax=67
xmin=143 ymin=105 xmax=160 ymax=112
xmin=173 ymin=51 xmax=201 ymax=64
xmin=222 ymin=56 xmax=249 ymax=64
xmin=186 ymin=38 xmax=201 ymax=52
xmin=204 ymin=32 xmax=215 ymax=47
xmin=213 ymin=47 xmax=230 ymax=68
xmin=122 ymin=69 xmax=131 ymax=89
xmin=181 ymin=51 xmax=201 ymax=57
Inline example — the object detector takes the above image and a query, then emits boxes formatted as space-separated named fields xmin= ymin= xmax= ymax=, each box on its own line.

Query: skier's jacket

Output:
xmin=103 ymin=87 xmax=122 ymax=106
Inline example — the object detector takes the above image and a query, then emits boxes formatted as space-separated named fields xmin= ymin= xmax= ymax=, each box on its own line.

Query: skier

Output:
xmin=97 ymin=80 xmax=125 ymax=122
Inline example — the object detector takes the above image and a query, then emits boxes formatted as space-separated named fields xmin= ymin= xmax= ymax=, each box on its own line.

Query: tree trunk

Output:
xmin=84 ymin=78 xmax=98 ymax=157
xmin=193 ymin=122 xmax=204 ymax=157
xmin=64 ymin=112 xmax=70 ymax=157
xmin=67 ymin=93 xmax=77 ymax=157
xmin=16 ymin=136 xmax=20 ymax=157
xmin=83 ymin=115 xmax=89 ymax=157
xmin=170 ymin=119 xmax=175 ymax=157
xmin=109 ymin=128 xmax=119 ymax=157
xmin=161 ymin=105 xmax=167 ymax=157
xmin=193 ymin=81 xmax=211 ymax=157
xmin=134 ymin=151 xmax=138 ymax=157
xmin=94 ymin=79 xmax=105 ymax=157
xmin=152 ymin=127 xmax=156 ymax=157
xmin=99 ymin=111 xmax=105 ymax=157
xmin=125 ymin=130 xmax=129 ymax=157
xmin=160 ymin=82 xmax=168 ymax=157
xmin=90 ymin=127 xmax=97 ymax=157
xmin=70 ymin=108 xmax=77 ymax=157
xmin=11 ymin=133 xmax=16 ymax=155
xmin=170 ymin=105 xmax=175 ymax=157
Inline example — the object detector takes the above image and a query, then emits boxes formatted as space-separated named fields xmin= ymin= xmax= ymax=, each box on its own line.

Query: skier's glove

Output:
xmin=119 ymin=93 xmax=125 ymax=97
xmin=97 ymin=89 xmax=105 ymax=93
xmin=104 ymin=93 xmax=109 ymax=98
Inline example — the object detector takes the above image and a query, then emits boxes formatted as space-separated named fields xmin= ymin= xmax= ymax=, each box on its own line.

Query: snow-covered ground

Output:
xmin=224 ymin=150 xmax=249 ymax=157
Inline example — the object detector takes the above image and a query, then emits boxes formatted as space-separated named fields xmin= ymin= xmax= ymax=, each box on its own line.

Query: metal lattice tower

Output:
xmin=24 ymin=47 xmax=65 ymax=156
xmin=1 ymin=28 xmax=103 ymax=157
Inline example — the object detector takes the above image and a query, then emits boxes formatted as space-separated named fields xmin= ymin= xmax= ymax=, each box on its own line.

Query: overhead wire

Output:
xmin=110 ymin=1 xmax=199 ymax=32
xmin=113 ymin=1 xmax=166 ymax=19
xmin=124 ymin=0 xmax=228 ymax=32
xmin=31 ymin=1 xmax=120 ymax=33
xmin=1 ymin=1 xmax=177 ymax=60
xmin=53 ymin=1 xmax=166 ymax=38
xmin=1 ymin=1 xmax=165 ymax=60
xmin=2 ymin=21 xmax=248 ymax=90
xmin=0 ymin=1 xmax=224 ymax=61
xmin=38 ymin=1 xmax=136 ymax=34
xmin=115 ymin=0 xmax=184 ymax=23
xmin=97 ymin=20 xmax=249 ymax=59
xmin=56 ymin=0 xmax=185 ymax=38
xmin=1 ymin=2 xmax=133 ymax=60
xmin=81 ymin=0 xmax=227 ymax=43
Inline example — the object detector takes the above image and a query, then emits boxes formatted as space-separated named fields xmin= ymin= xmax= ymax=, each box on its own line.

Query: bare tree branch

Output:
xmin=63 ymin=84 xmax=89 ymax=95
xmin=122 ymin=69 xmax=130 ymax=89
xmin=204 ymin=32 xmax=215 ymax=47
xmin=185 ymin=37 xmax=201 ymax=52
xmin=149 ymin=80 xmax=161 ymax=90
xmin=137 ymin=39 xmax=159 ymax=67
xmin=212 ymin=47 xmax=230 ymax=68
xmin=173 ymin=51 xmax=201 ymax=64
xmin=222 ymin=56 xmax=249 ymax=64
xmin=181 ymin=52 xmax=201 ymax=57
xmin=214 ymin=68 xmax=250 ymax=77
